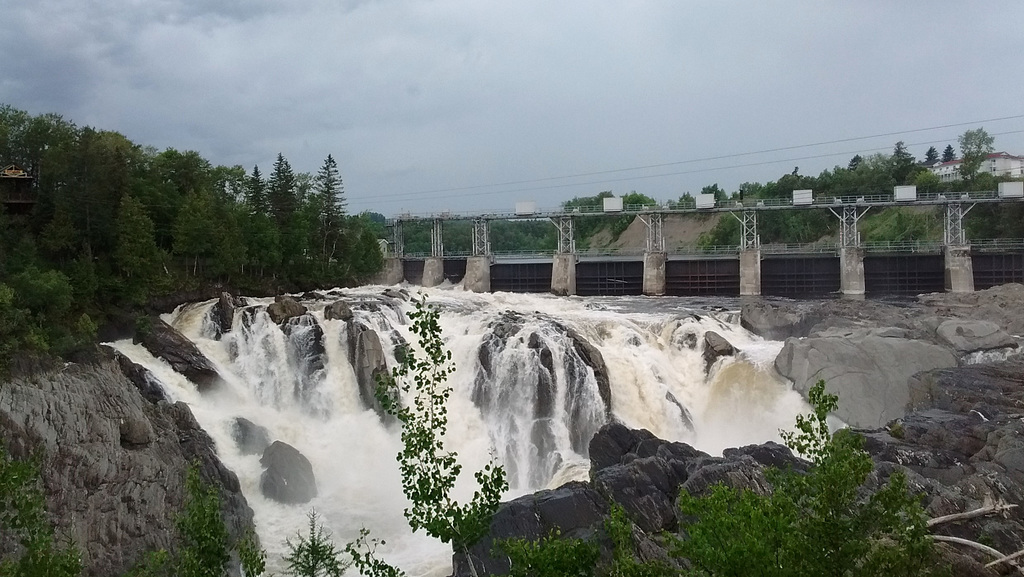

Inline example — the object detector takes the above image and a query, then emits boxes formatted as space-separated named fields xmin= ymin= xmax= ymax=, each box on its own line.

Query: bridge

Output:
xmin=377 ymin=182 xmax=1024 ymax=297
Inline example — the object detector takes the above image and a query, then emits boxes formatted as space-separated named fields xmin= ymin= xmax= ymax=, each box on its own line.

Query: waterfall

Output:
xmin=109 ymin=287 xmax=807 ymax=576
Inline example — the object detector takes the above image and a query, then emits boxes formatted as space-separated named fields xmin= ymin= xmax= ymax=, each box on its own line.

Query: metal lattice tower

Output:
xmin=639 ymin=213 xmax=665 ymax=253
xmin=391 ymin=220 xmax=404 ymax=257
xmin=944 ymin=202 xmax=974 ymax=247
xmin=731 ymin=211 xmax=760 ymax=250
xmin=471 ymin=218 xmax=491 ymax=256
xmin=829 ymin=205 xmax=869 ymax=248
xmin=430 ymin=218 xmax=444 ymax=258
xmin=552 ymin=216 xmax=576 ymax=254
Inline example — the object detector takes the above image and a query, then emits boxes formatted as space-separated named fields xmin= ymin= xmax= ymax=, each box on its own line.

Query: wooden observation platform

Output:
xmin=0 ymin=164 xmax=36 ymax=214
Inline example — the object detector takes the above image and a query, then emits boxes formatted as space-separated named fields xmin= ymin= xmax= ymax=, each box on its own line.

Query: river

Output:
xmin=110 ymin=285 xmax=808 ymax=576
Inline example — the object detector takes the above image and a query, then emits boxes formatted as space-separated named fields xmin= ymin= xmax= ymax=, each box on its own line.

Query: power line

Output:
xmin=364 ymin=114 xmax=1024 ymax=201
xmin=366 ymin=128 xmax=1024 ymax=206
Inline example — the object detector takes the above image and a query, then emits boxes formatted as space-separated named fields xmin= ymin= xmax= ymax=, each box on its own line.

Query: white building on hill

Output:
xmin=930 ymin=152 xmax=1024 ymax=182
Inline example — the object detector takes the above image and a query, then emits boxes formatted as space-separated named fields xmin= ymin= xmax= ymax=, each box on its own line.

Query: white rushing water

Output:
xmin=109 ymin=285 xmax=808 ymax=576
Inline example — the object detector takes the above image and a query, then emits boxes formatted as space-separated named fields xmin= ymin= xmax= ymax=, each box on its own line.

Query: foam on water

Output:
xmin=110 ymin=285 xmax=808 ymax=575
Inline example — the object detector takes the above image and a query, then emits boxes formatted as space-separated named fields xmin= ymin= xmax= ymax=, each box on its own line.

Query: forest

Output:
xmin=0 ymin=104 xmax=384 ymax=371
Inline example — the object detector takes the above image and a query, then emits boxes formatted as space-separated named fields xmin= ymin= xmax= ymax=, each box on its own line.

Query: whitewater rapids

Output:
xmin=110 ymin=286 xmax=808 ymax=576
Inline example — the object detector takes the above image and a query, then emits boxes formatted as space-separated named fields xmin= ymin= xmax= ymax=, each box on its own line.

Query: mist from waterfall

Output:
xmin=110 ymin=286 xmax=807 ymax=576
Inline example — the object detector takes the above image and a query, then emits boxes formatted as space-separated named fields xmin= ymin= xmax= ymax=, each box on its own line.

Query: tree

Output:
xmin=941 ymin=144 xmax=956 ymax=163
xmin=0 ymin=446 xmax=83 ymax=577
xmin=348 ymin=298 xmax=508 ymax=577
xmin=283 ymin=510 xmax=349 ymax=577
xmin=268 ymin=153 xmax=297 ymax=227
xmin=847 ymin=155 xmax=862 ymax=171
xmin=672 ymin=380 xmax=941 ymax=577
xmin=924 ymin=146 xmax=939 ymax=164
xmin=891 ymin=141 xmax=916 ymax=184
xmin=173 ymin=189 xmax=217 ymax=276
xmin=312 ymin=155 xmax=346 ymax=265
xmin=244 ymin=165 xmax=269 ymax=216
xmin=115 ymin=195 xmax=161 ymax=281
xmin=958 ymin=128 xmax=995 ymax=184
xmin=176 ymin=466 xmax=230 ymax=577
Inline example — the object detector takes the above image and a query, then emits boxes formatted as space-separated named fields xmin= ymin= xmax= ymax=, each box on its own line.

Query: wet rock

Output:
xmin=566 ymin=327 xmax=613 ymax=415
xmin=112 ymin=350 xmax=166 ymax=404
xmin=300 ymin=291 xmax=326 ymax=301
xmin=232 ymin=418 xmax=272 ymax=456
xmin=135 ymin=318 xmax=221 ymax=391
xmin=702 ymin=331 xmax=736 ymax=373
xmin=259 ymin=441 xmax=317 ymax=504
xmin=775 ymin=334 xmax=956 ymax=428
xmin=0 ymin=356 xmax=254 ymax=576
xmin=935 ymin=319 xmax=1017 ymax=353
xmin=267 ymin=296 xmax=307 ymax=325
xmin=208 ymin=292 xmax=241 ymax=338
xmin=664 ymin=391 xmax=694 ymax=432
xmin=281 ymin=314 xmax=327 ymax=407
xmin=382 ymin=287 xmax=410 ymax=301
xmin=741 ymin=300 xmax=821 ymax=340
xmin=324 ymin=299 xmax=354 ymax=322
xmin=349 ymin=323 xmax=390 ymax=418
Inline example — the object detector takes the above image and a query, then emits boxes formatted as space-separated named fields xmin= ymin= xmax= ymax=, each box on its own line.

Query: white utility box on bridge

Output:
xmin=999 ymin=181 xmax=1024 ymax=198
xmin=792 ymin=189 xmax=813 ymax=205
xmin=696 ymin=193 xmax=716 ymax=209
xmin=603 ymin=197 xmax=623 ymax=212
xmin=894 ymin=185 xmax=917 ymax=202
xmin=515 ymin=201 xmax=537 ymax=215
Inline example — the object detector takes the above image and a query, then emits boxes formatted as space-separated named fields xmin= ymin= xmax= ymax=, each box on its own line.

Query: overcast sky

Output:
xmin=3 ymin=1 xmax=1023 ymax=215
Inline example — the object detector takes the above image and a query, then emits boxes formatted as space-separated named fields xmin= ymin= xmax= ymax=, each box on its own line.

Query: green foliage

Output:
xmin=362 ymin=297 xmax=507 ymax=576
xmin=345 ymin=529 xmax=405 ymax=577
xmin=605 ymin=504 xmax=673 ymax=577
xmin=238 ymin=530 xmax=267 ymax=577
xmin=0 ymin=446 xmax=83 ymax=577
xmin=283 ymin=509 xmax=349 ymax=577
xmin=860 ymin=208 xmax=941 ymax=243
xmin=958 ymin=127 xmax=995 ymax=183
xmin=500 ymin=529 xmax=599 ymax=577
xmin=942 ymin=144 xmax=956 ymax=163
xmin=377 ymin=298 xmax=508 ymax=548
xmin=176 ymin=465 xmax=230 ymax=577
xmin=673 ymin=380 xmax=942 ymax=577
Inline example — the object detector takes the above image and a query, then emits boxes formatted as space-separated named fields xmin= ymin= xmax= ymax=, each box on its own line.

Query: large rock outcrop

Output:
xmin=0 ymin=352 xmax=255 ymax=577
xmin=702 ymin=330 xmax=736 ymax=373
xmin=348 ymin=322 xmax=390 ymax=418
xmin=935 ymin=319 xmax=1017 ymax=353
xmin=207 ymin=291 xmax=242 ymax=338
xmin=259 ymin=441 xmax=317 ymax=504
xmin=774 ymin=329 xmax=957 ymax=428
xmin=135 ymin=317 xmax=221 ymax=390
xmin=266 ymin=295 xmax=307 ymax=325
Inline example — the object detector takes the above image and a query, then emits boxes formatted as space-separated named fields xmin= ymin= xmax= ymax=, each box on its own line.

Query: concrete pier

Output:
xmin=739 ymin=249 xmax=761 ymax=296
xmin=551 ymin=253 xmax=577 ymax=296
xmin=944 ymin=246 xmax=975 ymax=293
xmin=421 ymin=257 xmax=445 ymax=287
xmin=376 ymin=257 xmax=405 ymax=285
xmin=642 ymin=252 xmax=667 ymax=296
xmin=463 ymin=256 xmax=491 ymax=293
xmin=839 ymin=247 xmax=865 ymax=297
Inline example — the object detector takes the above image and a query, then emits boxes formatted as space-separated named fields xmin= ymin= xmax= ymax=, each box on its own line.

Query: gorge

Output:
xmin=3 ymin=284 xmax=1024 ymax=575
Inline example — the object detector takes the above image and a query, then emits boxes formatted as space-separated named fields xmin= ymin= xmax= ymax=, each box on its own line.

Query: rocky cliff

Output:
xmin=0 ymin=350 xmax=255 ymax=576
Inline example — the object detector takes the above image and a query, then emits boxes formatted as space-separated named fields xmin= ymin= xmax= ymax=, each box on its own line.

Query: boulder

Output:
xmin=935 ymin=319 xmax=1017 ymax=353
xmin=232 ymin=418 xmax=272 ymax=456
xmin=775 ymin=334 xmax=956 ymax=428
xmin=740 ymin=300 xmax=821 ymax=340
xmin=135 ymin=318 xmax=221 ymax=391
xmin=382 ymin=287 xmax=410 ymax=301
xmin=324 ymin=299 xmax=354 ymax=322
xmin=259 ymin=441 xmax=317 ymax=504
xmin=267 ymin=296 xmax=307 ymax=325
xmin=349 ymin=323 xmax=389 ymax=417
xmin=702 ymin=331 xmax=736 ymax=373
xmin=207 ymin=291 xmax=240 ymax=337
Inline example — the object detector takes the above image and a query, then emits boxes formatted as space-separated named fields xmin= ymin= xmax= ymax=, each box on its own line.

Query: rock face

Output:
xmin=702 ymin=330 xmax=736 ymax=373
xmin=775 ymin=332 xmax=957 ymax=428
xmin=207 ymin=291 xmax=241 ymax=338
xmin=259 ymin=441 xmax=317 ymax=504
xmin=266 ymin=295 xmax=307 ymax=325
xmin=135 ymin=318 xmax=221 ymax=390
xmin=935 ymin=319 xmax=1017 ymax=353
xmin=455 ymin=423 xmax=804 ymax=576
xmin=348 ymin=322 xmax=390 ymax=417
xmin=232 ymin=417 xmax=272 ymax=456
xmin=324 ymin=299 xmax=354 ymax=321
xmin=0 ymin=354 xmax=254 ymax=577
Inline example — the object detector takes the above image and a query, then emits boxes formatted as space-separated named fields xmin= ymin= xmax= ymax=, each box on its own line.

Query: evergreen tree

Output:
xmin=924 ymin=146 xmax=939 ymax=164
xmin=283 ymin=509 xmax=348 ymax=577
xmin=942 ymin=144 xmax=956 ymax=163
xmin=313 ymin=155 xmax=346 ymax=265
xmin=114 ymin=194 xmax=162 ymax=301
xmin=268 ymin=153 xmax=297 ymax=227
xmin=212 ymin=206 xmax=247 ymax=279
xmin=245 ymin=165 xmax=269 ymax=216
xmin=847 ymin=154 xmax=863 ymax=171
xmin=891 ymin=141 xmax=916 ymax=184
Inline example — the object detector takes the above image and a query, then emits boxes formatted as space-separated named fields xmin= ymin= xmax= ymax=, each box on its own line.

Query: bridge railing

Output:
xmin=861 ymin=240 xmax=944 ymax=254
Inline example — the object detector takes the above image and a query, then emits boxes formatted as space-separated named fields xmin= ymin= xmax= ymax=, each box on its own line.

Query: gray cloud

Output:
xmin=2 ymin=1 xmax=1023 ymax=214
